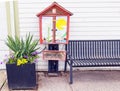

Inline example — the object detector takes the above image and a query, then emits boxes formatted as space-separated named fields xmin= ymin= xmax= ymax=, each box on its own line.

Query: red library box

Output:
xmin=37 ymin=2 xmax=73 ymax=44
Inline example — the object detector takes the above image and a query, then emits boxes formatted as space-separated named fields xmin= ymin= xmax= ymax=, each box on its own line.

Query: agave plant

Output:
xmin=5 ymin=33 xmax=40 ymax=65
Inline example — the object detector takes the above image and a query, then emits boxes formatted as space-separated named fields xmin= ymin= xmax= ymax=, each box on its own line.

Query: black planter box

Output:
xmin=6 ymin=63 xmax=36 ymax=90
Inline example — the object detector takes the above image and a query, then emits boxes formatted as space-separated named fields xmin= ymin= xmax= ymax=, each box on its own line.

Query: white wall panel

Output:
xmin=0 ymin=2 xmax=9 ymax=69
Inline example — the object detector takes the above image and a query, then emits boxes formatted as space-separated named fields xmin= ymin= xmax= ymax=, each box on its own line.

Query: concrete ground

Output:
xmin=1 ymin=70 xmax=120 ymax=91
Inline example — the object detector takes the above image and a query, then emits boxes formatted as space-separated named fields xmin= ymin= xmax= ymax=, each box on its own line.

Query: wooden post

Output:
xmin=67 ymin=15 xmax=70 ymax=44
xmin=53 ymin=16 xmax=56 ymax=43
xmin=39 ymin=16 xmax=42 ymax=43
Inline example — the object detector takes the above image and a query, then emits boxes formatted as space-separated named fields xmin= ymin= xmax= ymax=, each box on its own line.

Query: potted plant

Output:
xmin=5 ymin=34 xmax=40 ymax=90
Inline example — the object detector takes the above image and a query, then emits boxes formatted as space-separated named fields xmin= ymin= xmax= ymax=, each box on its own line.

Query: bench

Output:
xmin=64 ymin=40 xmax=120 ymax=84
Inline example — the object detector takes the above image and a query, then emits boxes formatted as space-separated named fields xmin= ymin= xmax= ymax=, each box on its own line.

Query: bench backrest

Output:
xmin=66 ymin=40 xmax=120 ymax=59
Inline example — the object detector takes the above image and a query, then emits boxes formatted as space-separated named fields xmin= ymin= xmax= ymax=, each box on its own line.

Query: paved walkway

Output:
xmin=1 ymin=70 xmax=120 ymax=91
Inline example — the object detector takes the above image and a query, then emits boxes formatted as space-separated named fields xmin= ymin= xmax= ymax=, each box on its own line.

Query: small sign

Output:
xmin=43 ymin=51 xmax=66 ymax=61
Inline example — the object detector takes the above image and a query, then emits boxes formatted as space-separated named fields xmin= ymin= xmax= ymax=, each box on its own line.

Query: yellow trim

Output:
xmin=6 ymin=1 xmax=12 ymax=36
xmin=13 ymin=1 xmax=20 ymax=37
xmin=6 ymin=1 xmax=12 ymax=53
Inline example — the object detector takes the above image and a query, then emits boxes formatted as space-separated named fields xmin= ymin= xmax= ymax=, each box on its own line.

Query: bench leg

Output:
xmin=64 ymin=61 xmax=67 ymax=72
xmin=70 ymin=63 xmax=73 ymax=84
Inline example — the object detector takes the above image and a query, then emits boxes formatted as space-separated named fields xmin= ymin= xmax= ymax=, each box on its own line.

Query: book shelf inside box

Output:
xmin=43 ymin=50 xmax=66 ymax=61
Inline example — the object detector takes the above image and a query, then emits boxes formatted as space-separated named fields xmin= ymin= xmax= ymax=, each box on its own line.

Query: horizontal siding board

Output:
xmin=18 ymin=0 xmax=120 ymax=3
xmin=0 ymin=51 xmax=9 ymax=69
xmin=20 ymin=27 xmax=120 ymax=32
xmin=69 ymin=35 xmax=120 ymax=40
xmin=20 ymin=17 xmax=120 ymax=23
xmin=0 ymin=4 xmax=8 ymax=40
xmin=19 ymin=8 xmax=120 ymax=13
xmin=19 ymin=15 xmax=120 ymax=19
xmin=18 ymin=4 xmax=120 ymax=9
xmin=0 ymin=41 xmax=9 ymax=51
xmin=19 ymin=17 xmax=120 ymax=23
xmin=18 ymin=34 xmax=98 ymax=40
xmin=19 ymin=13 xmax=120 ymax=18
xmin=69 ymin=32 xmax=120 ymax=36
xmin=19 ymin=22 xmax=120 ymax=27
xmin=20 ymin=29 xmax=120 ymax=35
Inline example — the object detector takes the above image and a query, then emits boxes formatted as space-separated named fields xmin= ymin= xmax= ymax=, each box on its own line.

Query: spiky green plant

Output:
xmin=5 ymin=33 xmax=40 ymax=65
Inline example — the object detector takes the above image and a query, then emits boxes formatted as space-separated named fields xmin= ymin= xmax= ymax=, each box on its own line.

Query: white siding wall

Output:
xmin=18 ymin=0 xmax=120 ymax=71
xmin=0 ymin=2 xmax=9 ymax=69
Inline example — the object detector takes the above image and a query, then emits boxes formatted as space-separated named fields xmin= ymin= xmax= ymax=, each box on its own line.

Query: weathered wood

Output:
xmin=43 ymin=50 xmax=66 ymax=61
xmin=1 ymin=80 xmax=9 ymax=91
xmin=0 ymin=70 xmax=6 ymax=90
